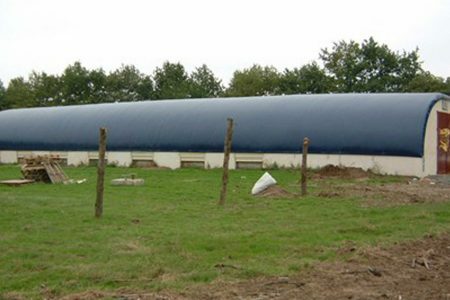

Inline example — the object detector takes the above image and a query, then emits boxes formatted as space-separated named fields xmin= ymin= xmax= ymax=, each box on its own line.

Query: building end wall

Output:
xmin=423 ymin=99 xmax=450 ymax=176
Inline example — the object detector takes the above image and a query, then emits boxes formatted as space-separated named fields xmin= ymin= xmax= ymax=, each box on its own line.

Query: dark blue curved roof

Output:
xmin=0 ymin=93 xmax=448 ymax=157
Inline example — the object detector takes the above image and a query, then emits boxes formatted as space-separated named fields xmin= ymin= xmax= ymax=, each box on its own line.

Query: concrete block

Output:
xmin=153 ymin=152 xmax=181 ymax=169
xmin=0 ymin=151 xmax=18 ymax=164
xmin=67 ymin=152 xmax=89 ymax=166
xmin=108 ymin=152 xmax=132 ymax=167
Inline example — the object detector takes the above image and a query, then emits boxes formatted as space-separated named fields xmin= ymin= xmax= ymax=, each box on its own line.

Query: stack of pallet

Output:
xmin=21 ymin=155 xmax=69 ymax=184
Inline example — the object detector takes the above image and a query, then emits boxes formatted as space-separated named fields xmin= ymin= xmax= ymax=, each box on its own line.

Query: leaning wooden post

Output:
xmin=301 ymin=137 xmax=310 ymax=196
xmin=219 ymin=118 xmax=234 ymax=206
xmin=95 ymin=127 xmax=107 ymax=218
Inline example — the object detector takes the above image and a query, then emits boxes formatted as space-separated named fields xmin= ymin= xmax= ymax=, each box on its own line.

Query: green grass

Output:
xmin=0 ymin=165 xmax=449 ymax=298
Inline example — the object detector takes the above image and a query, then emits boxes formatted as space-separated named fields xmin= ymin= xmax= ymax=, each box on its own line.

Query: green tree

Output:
xmin=280 ymin=62 xmax=334 ymax=94
xmin=319 ymin=37 xmax=422 ymax=92
xmin=85 ymin=68 xmax=108 ymax=103
xmin=226 ymin=65 xmax=281 ymax=97
xmin=137 ymin=75 xmax=154 ymax=100
xmin=106 ymin=65 xmax=153 ymax=102
xmin=29 ymin=71 xmax=63 ymax=106
xmin=61 ymin=62 xmax=91 ymax=105
xmin=404 ymin=72 xmax=448 ymax=93
xmin=0 ymin=80 xmax=6 ymax=110
xmin=188 ymin=64 xmax=224 ymax=98
xmin=153 ymin=62 xmax=190 ymax=100
xmin=4 ymin=77 xmax=35 ymax=108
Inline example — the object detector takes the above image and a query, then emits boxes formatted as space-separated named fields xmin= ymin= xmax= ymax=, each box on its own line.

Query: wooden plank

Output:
xmin=21 ymin=166 xmax=46 ymax=171
xmin=43 ymin=162 xmax=59 ymax=183
xmin=48 ymin=163 xmax=62 ymax=183
xmin=53 ymin=163 xmax=69 ymax=181
xmin=43 ymin=161 xmax=67 ymax=183
xmin=0 ymin=179 xmax=35 ymax=186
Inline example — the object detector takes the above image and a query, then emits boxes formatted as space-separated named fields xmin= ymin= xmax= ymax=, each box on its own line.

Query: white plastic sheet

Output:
xmin=251 ymin=172 xmax=277 ymax=195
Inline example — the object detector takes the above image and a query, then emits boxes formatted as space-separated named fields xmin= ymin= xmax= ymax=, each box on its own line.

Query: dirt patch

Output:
xmin=317 ymin=182 xmax=450 ymax=207
xmin=185 ymin=233 xmax=450 ymax=300
xmin=421 ymin=175 xmax=450 ymax=186
xmin=314 ymin=171 xmax=450 ymax=207
xmin=59 ymin=290 xmax=174 ymax=300
xmin=314 ymin=164 xmax=372 ymax=179
xmin=255 ymin=185 xmax=294 ymax=198
xmin=54 ymin=234 xmax=450 ymax=300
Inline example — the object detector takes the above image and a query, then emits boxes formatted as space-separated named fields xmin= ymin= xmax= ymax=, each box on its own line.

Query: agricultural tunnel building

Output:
xmin=0 ymin=93 xmax=449 ymax=177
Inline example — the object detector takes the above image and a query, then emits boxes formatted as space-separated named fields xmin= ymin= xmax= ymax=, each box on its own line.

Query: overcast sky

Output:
xmin=0 ymin=0 xmax=449 ymax=86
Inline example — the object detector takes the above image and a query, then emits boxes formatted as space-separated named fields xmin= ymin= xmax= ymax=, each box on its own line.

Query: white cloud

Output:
xmin=0 ymin=0 xmax=449 ymax=85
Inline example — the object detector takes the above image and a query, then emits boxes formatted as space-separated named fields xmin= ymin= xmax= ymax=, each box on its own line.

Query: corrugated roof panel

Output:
xmin=0 ymin=93 xmax=448 ymax=157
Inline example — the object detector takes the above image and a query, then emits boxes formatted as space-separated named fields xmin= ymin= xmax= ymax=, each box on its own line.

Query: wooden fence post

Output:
xmin=301 ymin=137 xmax=310 ymax=196
xmin=95 ymin=127 xmax=107 ymax=218
xmin=219 ymin=118 xmax=234 ymax=206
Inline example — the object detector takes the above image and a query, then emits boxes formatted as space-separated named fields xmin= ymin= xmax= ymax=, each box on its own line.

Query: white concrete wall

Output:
xmin=263 ymin=154 xmax=300 ymax=168
xmin=67 ymin=152 xmax=89 ymax=166
xmin=49 ymin=151 xmax=68 ymax=158
xmin=205 ymin=153 xmax=222 ymax=169
xmin=31 ymin=151 xmax=50 ymax=156
xmin=263 ymin=153 xmax=422 ymax=176
xmin=369 ymin=156 xmax=419 ymax=176
xmin=0 ymin=149 xmax=428 ymax=176
xmin=0 ymin=151 xmax=18 ymax=164
xmin=204 ymin=153 xmax=236 ymax=169
xmin=131 ymin=152 xmax=154 ymax=160
xmin=17 ymin=151 xmax=32 ymax=158
xmin=108 ymin=152 xmax=132 ymax=167
xmin=153 ymin=152 xmax=181 ymax=169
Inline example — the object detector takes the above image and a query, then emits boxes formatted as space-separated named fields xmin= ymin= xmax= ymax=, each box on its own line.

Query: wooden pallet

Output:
xmin=21 ymin=155 xmax=68 ymax=184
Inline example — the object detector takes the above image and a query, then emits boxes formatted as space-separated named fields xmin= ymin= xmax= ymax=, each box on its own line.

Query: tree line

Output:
xmin=1 ymin=37 xmax=449 ymax=110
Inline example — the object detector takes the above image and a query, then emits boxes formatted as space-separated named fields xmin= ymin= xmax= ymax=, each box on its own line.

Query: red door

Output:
xmin=437 ymin=112 xmax=450 ymax=174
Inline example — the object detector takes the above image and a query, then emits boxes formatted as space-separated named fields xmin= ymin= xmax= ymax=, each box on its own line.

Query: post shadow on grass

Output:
xmin=218 ymin=118 xmax=234 ymax=206
xmin=95 ymin=127 xmax=107 ymax=218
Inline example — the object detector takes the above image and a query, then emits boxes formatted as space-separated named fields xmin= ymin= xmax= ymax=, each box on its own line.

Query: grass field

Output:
xmin=1 ymin=165 xmax=450 ymax=298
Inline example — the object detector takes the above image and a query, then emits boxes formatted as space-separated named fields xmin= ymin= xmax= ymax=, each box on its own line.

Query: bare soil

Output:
xmin=314 ymin=165 xmax=372 ymax=179
xmin=46 ymin=233 xmax=450 ymax=300
xmin=186 ymin=233 xmax=450 ymax=300
xmin=317 ymin=180 xmax=450 ymax=207
xmin=256 ymin=166 xmax=450 ymax=206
